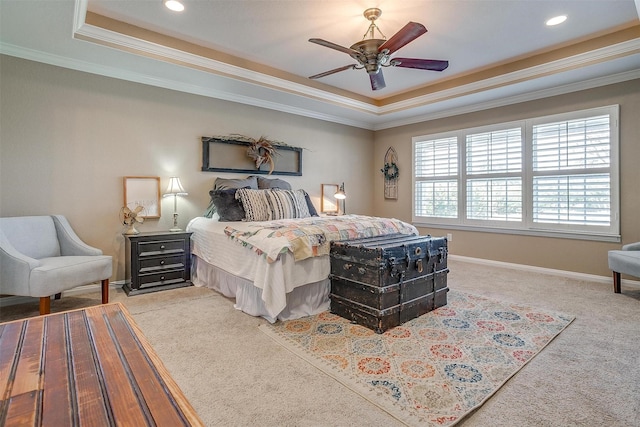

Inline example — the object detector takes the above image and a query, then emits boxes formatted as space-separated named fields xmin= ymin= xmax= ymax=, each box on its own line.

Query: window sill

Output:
xmin=412 ymin=222 xmax=621 ymax=243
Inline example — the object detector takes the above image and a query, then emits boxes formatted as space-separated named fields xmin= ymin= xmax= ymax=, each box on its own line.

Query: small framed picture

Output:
xmin=321 ymin=183 xmax=339 ymax=214
xmin=123 ymin=176 xmax=161 ymax=218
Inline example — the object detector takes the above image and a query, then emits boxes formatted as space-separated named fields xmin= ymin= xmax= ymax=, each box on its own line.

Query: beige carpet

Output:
xmin=1 ymin=259 xmax=639 ymax=426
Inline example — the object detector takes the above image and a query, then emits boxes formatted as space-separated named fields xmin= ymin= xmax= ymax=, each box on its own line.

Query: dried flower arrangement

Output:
xmin=246 ymin=136 xmax=277 ymax=174
xmin=224 ymin=134 xmax=285 ymax=175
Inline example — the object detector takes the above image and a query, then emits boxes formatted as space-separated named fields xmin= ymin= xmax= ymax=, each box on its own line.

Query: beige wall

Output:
xmin=0 ymin=55 xmax=373 ymax=280
xmin=2 ymin=55 xmax=638 ymax=281
xmin=373 ymin=79 xmax=640 ymax=277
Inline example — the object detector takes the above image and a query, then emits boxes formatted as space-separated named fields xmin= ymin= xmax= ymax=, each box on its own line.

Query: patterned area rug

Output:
xmin=259 ymin=290 xmax=574 ymax=426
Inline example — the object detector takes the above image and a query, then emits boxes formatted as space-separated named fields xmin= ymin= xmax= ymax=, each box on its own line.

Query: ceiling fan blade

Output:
xmin=378 ymin=22 xmax=427 ymax=54
xmin=309 ymin=38 xmax=361 ymax=59
xmin=392 ymin=58 xmax=449 ymax=71
xmin=309 ymin=64 xmax=356 ymax=79
xmin=370 ymin=70 xmax=386 ymax=91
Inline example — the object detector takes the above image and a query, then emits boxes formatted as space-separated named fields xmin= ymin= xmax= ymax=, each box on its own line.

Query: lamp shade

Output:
xmin=163 ymin=177 xmax=188 ymax=197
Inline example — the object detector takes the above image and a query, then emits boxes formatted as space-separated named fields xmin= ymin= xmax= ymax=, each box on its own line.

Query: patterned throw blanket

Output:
xmin=224 ymin=214 xmax=418 ymax=262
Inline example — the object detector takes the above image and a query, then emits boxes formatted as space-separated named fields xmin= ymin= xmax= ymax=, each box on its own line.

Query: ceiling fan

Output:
xmin=308 ymin=8 xmax=449 ymax=91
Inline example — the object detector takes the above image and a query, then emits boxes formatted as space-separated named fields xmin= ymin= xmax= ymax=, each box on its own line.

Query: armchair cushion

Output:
xmin=30 ymin=255 xmax=112 ymax=296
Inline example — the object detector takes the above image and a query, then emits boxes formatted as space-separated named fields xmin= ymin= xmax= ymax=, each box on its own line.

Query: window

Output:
xmin=412 ymin=106 xmax=619 ymax=241
xmin=466 ymin=128 xmax=522 ymax=222
xmin=414 ymin=137 xmax=458 ymax=218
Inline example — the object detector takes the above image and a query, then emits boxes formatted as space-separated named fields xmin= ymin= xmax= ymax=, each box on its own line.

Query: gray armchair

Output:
xmin=0 ymin=215 xmax=112 ymax=314
xmin=608 ymin=242 xmax=640 ymax=293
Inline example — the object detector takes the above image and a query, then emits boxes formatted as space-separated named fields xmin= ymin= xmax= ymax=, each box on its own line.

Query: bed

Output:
xmin=186 ymin=175 xmax=418 ymax=322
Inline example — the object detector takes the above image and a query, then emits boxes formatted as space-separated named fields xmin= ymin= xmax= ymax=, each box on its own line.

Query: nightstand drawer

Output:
xmin=139 ymin=255 xmax=185 ymax=272
xmin=139 ymin=239 xmax=185 ymax=257
xmin=138 ymin=270 xmax=185 ymax=287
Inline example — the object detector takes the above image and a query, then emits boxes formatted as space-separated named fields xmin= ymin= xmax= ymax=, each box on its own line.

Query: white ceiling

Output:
xmin=1 ymin=0 xmax=639 ymax=130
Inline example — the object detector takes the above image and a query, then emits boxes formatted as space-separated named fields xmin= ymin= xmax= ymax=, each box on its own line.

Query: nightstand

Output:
xmin=123 ymin=231 xmax=193 ymax=296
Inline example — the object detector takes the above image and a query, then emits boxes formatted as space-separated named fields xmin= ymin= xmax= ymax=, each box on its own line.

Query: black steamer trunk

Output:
xmin=329 ymin=234 xmax=449 ymax=333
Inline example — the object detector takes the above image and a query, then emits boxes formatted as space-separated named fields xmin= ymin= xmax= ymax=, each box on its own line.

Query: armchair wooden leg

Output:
xmin=101 ymin=279 xmax=109 ymax=304
xmin=40 ymin=296 xmax=51 ymax=315
xmin=613 ymin=271 xmax=621 ymax=293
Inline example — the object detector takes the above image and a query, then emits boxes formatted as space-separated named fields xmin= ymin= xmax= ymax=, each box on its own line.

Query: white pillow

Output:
xmin=236 ymin=189 xmax=311 ymax=221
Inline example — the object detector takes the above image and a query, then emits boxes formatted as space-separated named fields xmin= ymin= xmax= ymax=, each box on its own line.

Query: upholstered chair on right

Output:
xmin=608 ymin=242 xmax=640 ymax=293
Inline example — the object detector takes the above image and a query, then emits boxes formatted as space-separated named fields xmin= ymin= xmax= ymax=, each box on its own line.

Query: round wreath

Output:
xmin=381 ymin=162 xmax=399 ymax=180
xmin=246 ymin=136 xmax=277 ymax=174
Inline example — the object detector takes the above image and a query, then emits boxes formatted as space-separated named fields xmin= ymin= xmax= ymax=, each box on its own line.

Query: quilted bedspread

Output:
xmin=224 ymin=214 xmax=418 ymax=262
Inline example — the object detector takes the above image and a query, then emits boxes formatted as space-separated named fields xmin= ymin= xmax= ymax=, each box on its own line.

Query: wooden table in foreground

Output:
xmin=0 ymin=303 xmax=204 ymax=426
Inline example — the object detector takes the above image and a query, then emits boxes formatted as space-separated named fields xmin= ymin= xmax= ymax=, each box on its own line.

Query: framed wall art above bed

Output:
xmin=201 ymin=136 xmax=302 ymax=176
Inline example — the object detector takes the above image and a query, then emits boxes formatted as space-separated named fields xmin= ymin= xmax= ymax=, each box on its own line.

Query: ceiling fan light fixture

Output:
xmin=164 ymin=0 xmax=184 ymax=12
xmin=546 ymin=15 xmax=567 ymax=26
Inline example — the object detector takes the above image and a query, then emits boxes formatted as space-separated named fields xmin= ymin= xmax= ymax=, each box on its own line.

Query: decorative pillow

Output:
xmin=213 ymin=176 xmax=258 ymax=191
xmin=235 ymin=188 xmax=311 ymax=221
xmin=302 ymin=190 xmax=319 ymax=217
xmin=203 ymin=200 xmax=216 ymax=218
xmin=253 ymin=176 xmax=292 ymax=190
xmin=210 ymin=188 xmax=247 ymax=221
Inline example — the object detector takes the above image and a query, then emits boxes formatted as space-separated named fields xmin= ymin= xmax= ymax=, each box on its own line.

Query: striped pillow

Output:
xmin=236 ymin=189 xmax=311 ymax=221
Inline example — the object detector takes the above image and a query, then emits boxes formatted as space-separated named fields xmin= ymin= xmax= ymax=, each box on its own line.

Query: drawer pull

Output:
xmin=160 ymin=276 xmax=165 ymax=281
xmin=160 ymin=260 xmax=165 ymax=265
xmin=358 ymin=267 xmax=366 ymax=275
xmin=343 ymin=263 xmax=352 ymax=270
xmin=160 ymin=245 xmax=165 ymax=250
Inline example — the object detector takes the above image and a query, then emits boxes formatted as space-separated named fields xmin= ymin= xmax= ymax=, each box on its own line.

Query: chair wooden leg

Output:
xmin=39 ymin=296 xmax=51 ymax=315
xmin=613 ymin=271 xmax=621 ymax=293
xmin=101 ymin=279 xmax=109 ymax=304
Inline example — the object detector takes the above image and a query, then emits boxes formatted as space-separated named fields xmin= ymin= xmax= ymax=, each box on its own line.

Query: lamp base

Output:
xmin=169 ymin=227 xmax=182 ymax=232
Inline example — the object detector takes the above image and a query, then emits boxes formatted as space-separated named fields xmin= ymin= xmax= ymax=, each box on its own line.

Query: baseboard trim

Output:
xmin=0 ymin=281 xmax=125 ymax=308
xmin=2 ymin=259 xmax=638 ymax=309
xmin=449 ymin=254 xmax=640 ymax=288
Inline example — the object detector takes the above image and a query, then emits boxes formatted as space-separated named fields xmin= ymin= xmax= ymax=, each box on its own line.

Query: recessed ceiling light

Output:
xmin=164 ymin=0 xmax=184 ymax=12
xmin=546 ymin=15 xmax=567 ymax=26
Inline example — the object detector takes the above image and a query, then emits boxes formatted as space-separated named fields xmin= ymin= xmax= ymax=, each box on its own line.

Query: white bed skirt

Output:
xmin=191 ymin=255 xmax=330 ymax=323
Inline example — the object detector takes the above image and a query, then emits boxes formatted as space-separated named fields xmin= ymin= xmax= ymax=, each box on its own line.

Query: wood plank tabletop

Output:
xmin=0 ymin=303 xmax=204 ymax=426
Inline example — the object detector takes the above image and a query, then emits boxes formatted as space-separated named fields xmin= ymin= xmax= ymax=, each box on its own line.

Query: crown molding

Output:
xmin=374 ymin=68 xmax=640 ymax=130
xmin=72 ymin=1 xmax=640 ymax=118
xmin=0 ymin=41 xmax=376 ymax=130
xmin=2 ymin=0 xmax=638 ymax=131
xmin=73 ymin=21 xmax=379 ymax=115
xmin=3 ymin=38 xmax=638 ymax=132
xmin=378 ymin=38 xmax=640 ymax=116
